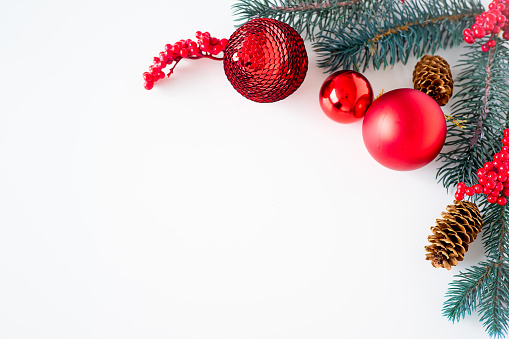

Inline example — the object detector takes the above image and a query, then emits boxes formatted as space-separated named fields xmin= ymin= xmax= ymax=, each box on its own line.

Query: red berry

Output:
xmin=477 ymin=168 xmax=488 ymax=177
xmin=479 ymin=176 xmax=489 ymax=185
xmin=482 ymin=43 xmax=491 ymax=52
xmin=503 ymin=188 xmax=509 ymax=196
xmin=503 ymin=137 xmax=509 ymax=145
xmin=504 ymin=31 xmax=509 ymax=39
xmin=503 ymin=146 xmax=509 ymax=152
xmin=488 ymin=39 xmax=497 ymax=47
xmin=490 ymin=2 xmax=497 ymax=9
xmin=504 ymin=129 xmax=509 ymax=137
xmin=455 ymin=192 xmax=465 ymax=200
xmin=493 ymin=160 xmax=502 ymax=168
xmin=496 ymin=182 xmax=504 ymax=191
xmin=485 ymin=22 xmax=495 ymax=31
xmin=485 ymin=162 xmax=494 ymax=171
xmin=488 ymin=171 xmax=498 ymax=180
xmin=457 ymin=182 xmax=467 ymax=191
xmin=195 ymin=31 xmax=202 ymax=38
xmin=475 ymin=184 xmax=484 ymax=194
xmin=212 ymin=44 xmax=222 ymax=55
xmin=484 ymin=186 xmax=493 ymax=195
xmin=493 ymin=25 xmax=502 ymax=34
xmin=189 ymin=46 xmax=199 ymax=55
xmin=180 ymin=48 xmax=189 ymax=58
xmin=165 ymin=44 xmax=173 ymax=52
xmin=203 ymin=32 xmax=210 ymax=38
xmin=202 ymin=43 xmax=212 ymax=52
xmin=488 ymin=195 xmax=498 ymax=203
xmin=465 ymin=187 xmax=475 ymax=196
xmin=144 ymin=81 xmax=154 ymax=90
xmin=143 ymin=72 xmax=152 ymax=82
xmin=499 ymin=174 xmax=508 ymax=182
xmin=158 ymin=71 xmax=165 ymax=80
xmin=473 ymin=25 xmax=487 ymax=38
xmin=220 ymin=38 xmax=228 ymax=49
xmin=464 ymin=35 xmax=476 ymax=44
xmin=498 ymin=196 xmax=508 ymax=205
xmin=486 ymin=13 xmax=498 ymax=23
xmin=487 ymin=180 xmax=497 ymax=189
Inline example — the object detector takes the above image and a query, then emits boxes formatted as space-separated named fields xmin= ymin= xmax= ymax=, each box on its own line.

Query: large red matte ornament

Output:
xmin=319 ymin=70 xmax=373 ymax=124
xmin=223 ymin=18 xmax=308 ymax=103
xmin=362 ymin=88 xmax=447 ymax=171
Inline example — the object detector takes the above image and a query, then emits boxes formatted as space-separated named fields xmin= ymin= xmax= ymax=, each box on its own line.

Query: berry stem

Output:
xmin=143 ymin=31 xmax=228 ymax=90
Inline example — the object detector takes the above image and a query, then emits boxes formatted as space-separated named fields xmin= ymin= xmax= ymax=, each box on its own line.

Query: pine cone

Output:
xmin=413 ymin=55 xmax=453 ymax=106
xmin=425 ymin=200 xmax=482 ymax=270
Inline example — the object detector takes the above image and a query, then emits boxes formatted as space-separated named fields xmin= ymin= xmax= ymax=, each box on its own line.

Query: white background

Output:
xmin=0 ymin=0 xmax=496 ymax=338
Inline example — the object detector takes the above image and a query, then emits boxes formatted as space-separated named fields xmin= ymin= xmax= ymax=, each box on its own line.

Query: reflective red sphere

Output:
xmin=223 ymin=18 xmax=308 ymax=103
xmin=319 ymin=70 xmax=373 ymax=124
xmin=362 ymin=88 xmax=447 ymax=171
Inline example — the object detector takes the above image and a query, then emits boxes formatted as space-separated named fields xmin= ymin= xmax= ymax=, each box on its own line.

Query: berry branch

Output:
xmin=463 ymin=0 xmax=509 ymax=52
xmin=143 ymin=31 xmax=228 ymax=90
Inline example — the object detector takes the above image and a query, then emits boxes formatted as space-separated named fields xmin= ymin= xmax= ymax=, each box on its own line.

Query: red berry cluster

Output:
xmin=463 ymin=0 xmax=509 ymax=52
xmin=455 ymin=129 xmax=509 ymax=206
xmin=143 ymin=31 xmax=228 ymax=90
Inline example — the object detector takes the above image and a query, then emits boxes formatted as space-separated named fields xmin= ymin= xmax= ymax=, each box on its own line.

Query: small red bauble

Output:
xmin=319 ymin=70 xmax=374 ymax=124
xmin=362 ymin=88 xmax=447 ymax=171
xmin=223 ymin=18 xmax=308 ymax=103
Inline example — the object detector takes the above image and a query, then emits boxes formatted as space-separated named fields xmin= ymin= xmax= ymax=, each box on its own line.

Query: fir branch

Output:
xmin=312 ymin=0 xmax=483 ymax=72
xmin=482 ymin=203 xmax=509 ymax=262
xmin=443 ymin=262 xmax=493 ymax=322
xmin=436 ymin=42 xmax=509 ymax=190
xmin=232 ymin=0 xmax=387 ymax=39
xmin=478 ymin=264 xmax=509 ymax=338
xmin=437 ymin=41 xmax=509 ymax=338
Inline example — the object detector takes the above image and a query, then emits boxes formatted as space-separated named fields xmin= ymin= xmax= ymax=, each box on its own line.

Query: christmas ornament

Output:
xmin=413 ymin=55 xmax=453 ymax=106
xmin=454 ymin=129 xmax=509 ymax=206
xmin=425 ymin=200 xmax=482 ymax=270
xmin=463 ymin=0 xmax=509 ymax=51
xmin=223 ymin=18 xmax=308 ymax=103
xmin=362 ymin=88 xmax=446 ymax=171
xmin=318 ymin=70 xmax=373 ymax=124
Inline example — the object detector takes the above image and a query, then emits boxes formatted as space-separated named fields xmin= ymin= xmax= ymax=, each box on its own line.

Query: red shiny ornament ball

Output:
xmin=362 ymin=88 xmax=447 ymax=171
xmin=319 ymin=70 xmax=374 ymax=124
xmin=223 ymin=18 xmax=308 ymax=103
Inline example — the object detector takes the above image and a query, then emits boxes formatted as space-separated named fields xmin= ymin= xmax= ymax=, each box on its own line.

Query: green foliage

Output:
xmin=444 ymin=261 xmax=509 ymax=338
xmin=436 ymin=43 xmax=509 ymax=191
xmin=443 ymin=262 xmax=492 ymax=322
xmin=482 ymin=202 xmax=509 ymax=261
xmin=313 ymin=0 xmax=483 ymax=72
xmin=232 ymin=0 xmax=386 ymax=40
xmin=437 ymin=42 xmax=509 ymax=338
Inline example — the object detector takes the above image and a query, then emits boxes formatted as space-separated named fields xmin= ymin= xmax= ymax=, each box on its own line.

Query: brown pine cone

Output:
xmin=425 ymin=200 xmax=482 ymax=270
xmin=413 ymin=55 xmax=453 ymax=106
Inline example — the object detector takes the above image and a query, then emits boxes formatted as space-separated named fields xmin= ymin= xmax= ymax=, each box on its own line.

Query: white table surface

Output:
xmin=0 ymin=0 xmax=495 ymax=338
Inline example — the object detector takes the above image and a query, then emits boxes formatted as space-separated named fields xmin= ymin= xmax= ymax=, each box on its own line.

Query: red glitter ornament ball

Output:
xmin=223 ymin=18 xmax=308 ymax=103
xmin=362 ymin=88 xmax=447 ymax=171
xmin=319 ymin=70 xmax=374 ymax=124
